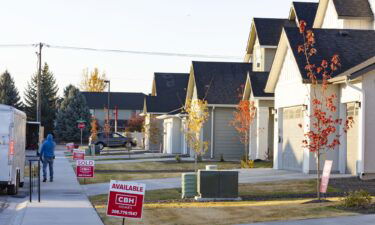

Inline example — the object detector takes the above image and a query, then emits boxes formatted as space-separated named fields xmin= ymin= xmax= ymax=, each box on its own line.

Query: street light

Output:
xmin=104 ymin=80 xmax=111 ymax=148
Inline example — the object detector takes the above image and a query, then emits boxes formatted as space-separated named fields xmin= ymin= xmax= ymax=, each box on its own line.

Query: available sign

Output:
xmin=320 ymin=160 xmax=333 ymax=193
xmin=106 ymin=180 xmax=146 ymax=219
xmin=73 ymin=149 xmax=85 ymax=160
xmin=76 ymin=160 xmax=94 ymax=178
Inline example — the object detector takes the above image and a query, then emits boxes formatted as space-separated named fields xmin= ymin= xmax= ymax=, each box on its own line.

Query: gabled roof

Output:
xmin=145 ymin=73 xmax=189 ymax=114
xmin=245 ymin=18 xmax=296 ymax=60
xmin=248 ymin=71 xmax=274 ymax=98
xmin=81 ymin=92 xmax=145 ymax=110
xmin=291 ymin=2 xmax=319 ymax=28
xmin=191 ymin=61 xmax=250 ymax=105
xmin=266 ymin=28 xmax=375 ymax=92
xmin=254 ymin=18 xmax=296 ymax=46
xmin=285 ymin=28 xmax=375 ymax=81
xmin=153 ymin=72 xmax=189 ymax=96
xmin=333 ymin=0 xmax=374 ymax=18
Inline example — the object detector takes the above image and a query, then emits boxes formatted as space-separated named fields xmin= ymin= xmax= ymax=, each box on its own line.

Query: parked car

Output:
xmin=0 ymin=104 xmax=26 ymax=195
xmin=89 ymin=132 xmax=136 ymax=150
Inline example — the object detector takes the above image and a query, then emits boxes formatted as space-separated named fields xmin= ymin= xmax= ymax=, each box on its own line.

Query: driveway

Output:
xmin=83 ymin=168 xmax=352 ymax=196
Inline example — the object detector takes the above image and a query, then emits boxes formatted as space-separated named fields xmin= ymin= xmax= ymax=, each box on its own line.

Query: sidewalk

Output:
xmin=13 ymin=147 xmax=103 ymax=225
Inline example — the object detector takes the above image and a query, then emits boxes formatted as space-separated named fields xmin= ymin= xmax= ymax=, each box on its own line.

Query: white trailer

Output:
xmin=0 ymin=104 xmax=26 ymax=195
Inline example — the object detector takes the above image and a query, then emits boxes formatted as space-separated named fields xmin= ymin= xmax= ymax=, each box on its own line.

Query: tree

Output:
xmin=0 ymin=71 xmax=22 ymax=109
xmin=184 ymin=99 xmax=209 ymax=171
xmin=230 ymin=100 xmax=257 ymax=159
xmin=80 ymin=68 xmax=107 ymax=92
xmin=24 ymin=63 xmax=59 ymax=135
xmin=127 ymin=114 xmax=144 ymax=132
xmin=54 ymin=85 xmax=91 ymax=142
xmin=297 ymin=21 xmax=353 ymax=200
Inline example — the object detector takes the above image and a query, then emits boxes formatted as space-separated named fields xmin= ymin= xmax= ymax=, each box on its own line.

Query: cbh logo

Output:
xmin=115 ymin=194 xmax=137 ymax=206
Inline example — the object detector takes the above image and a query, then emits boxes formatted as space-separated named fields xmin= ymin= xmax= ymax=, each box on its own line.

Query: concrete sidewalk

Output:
xmin=241 ymin=214 xmax=375 ymax=225
xmin=84 ymin=168 xmax=352 ymax=196
xmin=12 ymin=148 xmax=103 ymax=225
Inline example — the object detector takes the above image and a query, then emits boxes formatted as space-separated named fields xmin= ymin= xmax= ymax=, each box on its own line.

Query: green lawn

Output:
xmin=79 ymin=160 xmax=272 ymax=184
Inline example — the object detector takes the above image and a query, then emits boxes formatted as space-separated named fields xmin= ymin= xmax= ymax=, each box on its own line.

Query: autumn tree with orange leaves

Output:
xmin=231 ymin=100 xmax=256 ymax=160
xmin=298 ymin=21 xmax=353 ymax=200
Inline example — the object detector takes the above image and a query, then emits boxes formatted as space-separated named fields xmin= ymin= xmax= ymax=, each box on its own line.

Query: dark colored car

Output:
xmin=90 ymin=132 xmax=136 ymax=150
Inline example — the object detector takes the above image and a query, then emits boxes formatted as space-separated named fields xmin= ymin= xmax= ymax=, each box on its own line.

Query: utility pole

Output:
xmin=36 ymin=43 xmax=43 ymax=122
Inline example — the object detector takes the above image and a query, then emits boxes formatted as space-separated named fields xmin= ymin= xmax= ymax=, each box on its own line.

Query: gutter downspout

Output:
xmin=210 ymin=106 xmax=215 ymax=159
xmin=345 ymin=77 xmax=365 ymax=175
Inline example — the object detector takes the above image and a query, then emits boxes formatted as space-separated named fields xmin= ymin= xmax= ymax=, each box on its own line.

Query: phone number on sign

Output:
xmin=111 ymin=210 xmax=138 ymax=216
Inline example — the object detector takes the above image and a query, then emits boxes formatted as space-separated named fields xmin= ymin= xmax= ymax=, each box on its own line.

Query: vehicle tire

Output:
xmin=124 ymin=142 xmax=132 ymax=148
xmin=7 ymin=174 xmax=19 ymax=195
xmin=97 ymin=142 xmax=105 ymax=150
xmin=19 ymin=182 xmax=24 ymax=188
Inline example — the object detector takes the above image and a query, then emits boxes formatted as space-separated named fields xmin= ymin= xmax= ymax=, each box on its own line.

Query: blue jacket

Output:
xmin=40 ymin=134 xmax=56 ymax=158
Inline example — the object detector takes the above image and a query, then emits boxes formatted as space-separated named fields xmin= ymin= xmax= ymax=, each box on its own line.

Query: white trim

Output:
xmin=252 ymin=97 xmax=274 ymax=100
xmin=210 ymin=106 xmax=215 ymax=159
xmin=260 ymin=45 xmax=277 ymax=49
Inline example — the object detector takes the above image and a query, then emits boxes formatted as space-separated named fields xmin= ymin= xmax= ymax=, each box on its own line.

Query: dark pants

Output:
xmin=42 ymin=157 xmax=54 ymax=180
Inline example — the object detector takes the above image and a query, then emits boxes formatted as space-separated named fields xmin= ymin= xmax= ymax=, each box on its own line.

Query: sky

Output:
xmin=0 ymin=0 xmax=317 ymax=98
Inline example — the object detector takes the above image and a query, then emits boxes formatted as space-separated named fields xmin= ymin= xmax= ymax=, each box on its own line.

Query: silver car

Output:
xmin=90 ymin=132 xmax=136 ymax=150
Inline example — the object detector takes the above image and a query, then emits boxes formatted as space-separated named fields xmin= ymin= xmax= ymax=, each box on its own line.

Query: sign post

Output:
xmin=76 ymin=160 xmax=94 ymax=185
xmin=320 ymin=160 xmax=333 ymax=194
xmin=106 ymin=180 xmax=146 ymax=223
xmin=77 ymin=122 xmax=86 ymax=145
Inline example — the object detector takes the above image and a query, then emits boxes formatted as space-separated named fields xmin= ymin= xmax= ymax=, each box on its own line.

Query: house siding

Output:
xmin=213 ymin=107 xmax=243 ymax=160
xmin=264 ymin=48 xmax=277 ymax=72
xmin=363 ymin=70 xmax=375 ymax=173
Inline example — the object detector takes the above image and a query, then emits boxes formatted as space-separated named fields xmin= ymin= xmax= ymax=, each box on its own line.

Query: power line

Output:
xmin=0 ymin=42 xmax=242 ymax=60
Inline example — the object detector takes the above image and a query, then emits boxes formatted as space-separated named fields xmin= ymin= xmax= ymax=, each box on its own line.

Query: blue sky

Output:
xmin=0 ymin=0 xmax=317 ymax=97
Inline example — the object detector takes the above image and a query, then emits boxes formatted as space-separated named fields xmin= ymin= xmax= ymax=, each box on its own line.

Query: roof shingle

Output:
xmin=81 ymin=92 xmax=145 ymax=110
xmin=254 ymin=18 xmax=296 ymax=46
xmin=292 ymin=2 xmax=319 ymax=28
xmin=333 ymin=0 xmax=374 ymax=18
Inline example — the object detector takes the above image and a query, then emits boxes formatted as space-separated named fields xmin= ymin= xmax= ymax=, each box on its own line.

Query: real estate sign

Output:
xmin=76 ymin=160 xmax=94 ymax=178
xmin=320 ymin=160 xmax=333 ymax=193
xmin=106 ymin=180 xmax=146 ymax=219
xmin=72 ymin=149 xmax=85 ymax=160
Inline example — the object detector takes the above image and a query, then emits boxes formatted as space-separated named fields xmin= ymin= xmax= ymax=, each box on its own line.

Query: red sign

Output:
xmin=73 ymin=149 xmax=85 ymax=160
xmin=66 ymin=143 xmax=74 ymax=152
xmin=320 ymin=160 xmax=333 ymax=193
xmin=76 ymin=160 xmax=94 ymax=178
xmin=9 ymin=140 xmax=14 ymax=155
xmin=107 ymin=180 xmax=146 ymax=219
xmin=78 ymin=123 xmax=85 ymax=129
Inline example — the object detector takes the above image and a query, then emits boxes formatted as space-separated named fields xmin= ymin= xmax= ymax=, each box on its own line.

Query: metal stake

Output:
xmin=122 ymin=218 xmax=125 ymax=225
xmin=38 ymin=160 xmax=41 ymax=202
xmin=29 ymin=160 xmax=32 ymax=202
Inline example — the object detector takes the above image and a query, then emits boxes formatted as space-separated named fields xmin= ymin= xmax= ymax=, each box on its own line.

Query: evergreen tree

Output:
xmin=54 ymin=85 xmax=91 ymax=142
xmin=0 ymin=71 xmax=22 ymax=109
xmin=24 ymin=63 xmax=59 ymax=136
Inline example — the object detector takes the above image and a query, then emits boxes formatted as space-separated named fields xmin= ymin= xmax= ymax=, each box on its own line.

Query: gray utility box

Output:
xmin=181 ymin=172 xmax=197 ymax=198
xmin=197 ymin=170 xmax=239 ymax=199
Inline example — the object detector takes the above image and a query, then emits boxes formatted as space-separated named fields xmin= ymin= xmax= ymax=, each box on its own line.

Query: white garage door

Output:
xmin=282 ymin=106 xmax=304 ymax=171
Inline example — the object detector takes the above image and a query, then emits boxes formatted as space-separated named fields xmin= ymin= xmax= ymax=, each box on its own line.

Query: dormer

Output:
xmin=244 ymin=18 xmax=295 ymax=72
xmin=314 ymin=0 xmax=374 ymax=29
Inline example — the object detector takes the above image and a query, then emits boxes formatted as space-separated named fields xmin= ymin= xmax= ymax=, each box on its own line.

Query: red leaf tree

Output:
xmin=298 ymin=21 xmax=353 ymax=200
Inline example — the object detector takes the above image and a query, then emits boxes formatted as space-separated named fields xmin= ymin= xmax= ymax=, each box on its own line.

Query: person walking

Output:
xmin=40 ymin=134 xmax=56 ymax=182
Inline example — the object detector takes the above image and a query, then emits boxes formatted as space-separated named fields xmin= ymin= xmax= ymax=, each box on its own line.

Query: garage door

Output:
xmin=282 ymin=106 xmax=304 ymax=171
xmin=214 ymin=108 xmax=243 ymax=160
xmin=346 ymin=103 xmax=359 ymax=175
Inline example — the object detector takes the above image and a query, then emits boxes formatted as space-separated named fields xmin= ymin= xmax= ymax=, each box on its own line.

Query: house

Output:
xmin=81 ymin=92 xmax=145 ymax=130
xmin=265 ymin=27 xmax=375 ymax=174
xmin=185 ymin=61 xmax=250 ymax=160
xmin=313 ymin=0 xmax=374 ymax=29
xmin=242 ymin=17 xmax=296 ymax=160
xmin=142 ymin=73 xmax=189 ymax=152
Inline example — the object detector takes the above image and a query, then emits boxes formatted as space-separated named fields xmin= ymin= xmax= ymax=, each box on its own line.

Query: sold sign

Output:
xmin=107 ymin=180 xmax=146 ymax=219
xmin=76 ymin=160 xmax=94 ymax=178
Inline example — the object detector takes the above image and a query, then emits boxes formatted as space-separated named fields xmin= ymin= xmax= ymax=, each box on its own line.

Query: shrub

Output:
xmin=342 ymin=190 xmax=372 ymax=208
xmin=241 ymin=155 xmax=254 ymax=168
xmin=175 ymin=154 xmax=181 ymax=163
xmin=220 ymin=154 xmax=225 ymax=162
xmin=197 ymin=154 xmax=202 ymax=162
